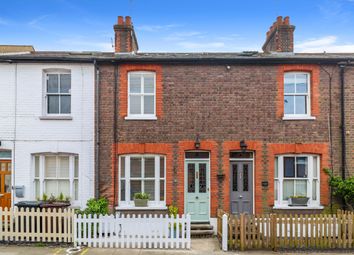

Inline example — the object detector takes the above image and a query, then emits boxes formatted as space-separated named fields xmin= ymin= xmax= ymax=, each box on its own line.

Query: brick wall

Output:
xmin=98 ymin=63 xmax=344 ymax=214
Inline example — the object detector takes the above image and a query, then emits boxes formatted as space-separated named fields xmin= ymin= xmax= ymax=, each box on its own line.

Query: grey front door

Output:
xmin=230 ymin=161 xmax=253 ymax=214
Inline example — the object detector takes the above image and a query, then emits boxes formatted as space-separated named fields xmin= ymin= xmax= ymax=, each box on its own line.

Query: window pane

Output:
xmin=5 ymin=175 xmax=11 ymax=193
xmin=35 ymin=156 xmax=40 ymax=178
xmin=160 ymin=157 xmax=165 ymax=178
xmin=243 ymin=164 xmax=249 ymax=192
xmin=130 ymin=180 xmax=141 ymax=200
xmin=296 ymin=157 xmax=308 ymax=178
xmin=129 ymin=74 xmax=141 ymax=93
xmin=60 ymin=96 xmax=71 ymax=114
xmin=199 ymin=163 xmax=207 ymax=193
xmin=284 ymin=74 xmax=295 ymax=93
xmin=143 ymin=95 xmax=154 ymax=114
xmin=296 ymin=74 xmax=308 ymax=93
xmin=120 ymin=180 xmax=125 ymax=201
xmin=60 ymin=74 xmax=71 ymax=93
xmin=274 ymin=157 xmax=278 ymax=178
xmin=144 ymin=158 xmax=155 ymax=177
xmin=74 ymin=156 xmax=79 ymax=178
xmin=312 ymin=180 xmax=317 ymax=200
xmin=45 ymin=180 xmax=57 ymax=196
xmin=232 ymin=164 xmax=238 ymax=192
xmin=160 ymin=180 xmax=164 ymax=201
xmin=45 ymin=156 xmax=57 ymax=177
xmin=48 ymin=95 xmax=59 ymax=114
xmin=284 ymin=157 xmax=295 ymax=177
xmin=58 ymin=157 xmax=69 ymax=178
xmin=283 ymin=180 xmax=294 ymax=200
xmin=284 ymin=96 xmax=294 ymax=114
xmin=143 ymin=74 xmax=154 ymax=93
xmin=144 ymin=180 xmax=155 ymax=200
xmin=130 ymin=157 xmax=142 ymax=177
xmin=295 ymin=180 xmax=307 ymax=197
xmin=120 ymin=157 xmax=125 ymax=178
xmin=74 ymin=179 xmax=78 ymax=200
xmin=47 ymin=74 xmax=58 ymax=93
xmin=58 ymin=180 xmax=70 ymax=197
xmin=313 ymin=156 xmax=318 ymax=178
xmin=35 ymin=180 xmax=40 ymax=199
xmin=187 ymin=164 xmax=195 ymax=193
xmin=295 ymin=96 xmax=307 ymax=114
xmin=129 ymin=95 xmax=141 ymax=114
xmin=274 ymin=180 xmax=278 ymax=200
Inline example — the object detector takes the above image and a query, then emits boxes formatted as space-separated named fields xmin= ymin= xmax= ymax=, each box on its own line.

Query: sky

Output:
xmin=1 ymin=0 xmax=354 ymax=53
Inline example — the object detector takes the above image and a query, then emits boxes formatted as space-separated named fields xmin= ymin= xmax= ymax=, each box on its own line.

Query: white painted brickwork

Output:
xmin=0 ymin=63 xmax=95 ymax=208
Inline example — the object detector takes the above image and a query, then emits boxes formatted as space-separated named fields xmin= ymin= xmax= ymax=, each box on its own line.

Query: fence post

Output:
xmin=73 ymin=212 xmax=77 ymax=246
xmin=222 ymin=214 xmax=228 ymax=251
xmin=270 ymin=214 xmax=277 ymax=251
xmin=240 ymin=213 xmax=245 ymax=251
xmin=186 ymin=214 xmax=191 ymax=249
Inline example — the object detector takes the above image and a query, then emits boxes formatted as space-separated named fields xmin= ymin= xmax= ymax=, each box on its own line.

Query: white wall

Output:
xmin=0 ymin=62 xmax=95 ymax=208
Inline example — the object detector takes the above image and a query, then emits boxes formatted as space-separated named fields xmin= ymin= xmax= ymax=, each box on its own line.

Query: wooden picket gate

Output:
xmin=75 ymin=213 xmax=191 ymax=249
xmin=0 ymin=207 xmax=74 ymax=242
xmin=218 ymin=209 xmax=354 ymax=251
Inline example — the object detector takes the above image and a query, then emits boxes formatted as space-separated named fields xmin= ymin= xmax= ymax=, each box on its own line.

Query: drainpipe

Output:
xmin=339 ymin=64 xmax=346 ymax=180
xmin=94 ymin=60 xmax=100 ymax=199
xmin=12 ymin=63 xmax=18 ymax=207
xmin=113 ymin=65 xmax=118 ymax=206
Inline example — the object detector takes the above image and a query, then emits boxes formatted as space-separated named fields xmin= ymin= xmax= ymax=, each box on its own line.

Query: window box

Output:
xmin=288 ymin=196 xmax=309 ymax=206
xmin=134 ymin=198 xmax=148 ymax=207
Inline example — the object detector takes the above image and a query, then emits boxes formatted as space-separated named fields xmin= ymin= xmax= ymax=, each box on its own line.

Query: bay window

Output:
xmin=119 ymin=155 xmax=165 ymax=207
xmin=33 ymin=154 xmax=79 ymax=201
xmin=274 ymin=155 xmax=320 ymax=207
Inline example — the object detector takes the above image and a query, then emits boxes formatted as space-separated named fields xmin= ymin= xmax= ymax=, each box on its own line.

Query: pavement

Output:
xmin=0 ymin=238 xmax=353 ymax=255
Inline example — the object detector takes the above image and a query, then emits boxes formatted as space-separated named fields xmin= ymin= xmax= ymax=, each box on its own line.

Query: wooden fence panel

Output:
xmin=218 ymin=209 xmax=354 ymax=251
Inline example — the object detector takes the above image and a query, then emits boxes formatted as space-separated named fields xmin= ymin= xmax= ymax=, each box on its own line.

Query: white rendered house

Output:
xmin=0 ymin=52 xmax=95 ymax=208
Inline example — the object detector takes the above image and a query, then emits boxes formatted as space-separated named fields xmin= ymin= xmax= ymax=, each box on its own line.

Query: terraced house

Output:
xmin=96 ymin=16 xmax=354 ymax=232
xmin=0 ymin=16 xmax=354 ymax=234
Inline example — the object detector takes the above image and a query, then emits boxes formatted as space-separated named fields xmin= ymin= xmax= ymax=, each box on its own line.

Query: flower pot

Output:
xmin=288 ymin=197 xmax=309 ymax=206
xmin=134 ymin=198 xmax=148 ymax=207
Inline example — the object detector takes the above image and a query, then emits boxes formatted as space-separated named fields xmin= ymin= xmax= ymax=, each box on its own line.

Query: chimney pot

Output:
xmin=277 ymin=16 xmax=282 ymax=24
xmin=125 ymin=16 xmax=131 ymax=25
xmin=284 ymin=16 xmax=290 ymax=25
xmin=118 ymin=16 xmax=124 ymax=25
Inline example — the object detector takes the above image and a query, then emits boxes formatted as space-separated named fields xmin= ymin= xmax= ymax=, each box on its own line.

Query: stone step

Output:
xmin=191 ymin=229 xmax=214 ymax=238
xmin=191 ymin=224 xmax=213 ymax=230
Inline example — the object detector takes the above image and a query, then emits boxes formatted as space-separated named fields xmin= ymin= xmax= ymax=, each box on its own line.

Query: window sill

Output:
xmin=273 ymin=205 xmax=324 ymax=210
xmin=124 ymin=116 xmax=157 ymax=121
xmin=115 ymin=205 xmax=167 ymax=211
xmin=282 ymin=115 xmax=316 ymax=121
xmin=39 ymin=116 xmax=73 ymax=120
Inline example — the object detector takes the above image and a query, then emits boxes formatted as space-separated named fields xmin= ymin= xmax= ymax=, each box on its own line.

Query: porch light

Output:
xmin=194 ymin=134 xmax=201 ymax=149
xmin=240 ymin=140 xmax=247 ymax=152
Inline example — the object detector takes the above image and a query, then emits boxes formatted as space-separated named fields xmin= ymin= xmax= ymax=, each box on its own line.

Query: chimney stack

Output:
xmin=262 ymin=16 xmax=295 ymax=53
xmin=114 ymin=16 xmax=138 ymax=53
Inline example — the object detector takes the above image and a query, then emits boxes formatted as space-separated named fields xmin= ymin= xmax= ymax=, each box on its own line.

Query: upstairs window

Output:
xmin=127 ymin=72 xmax=156 ymax=119
xmin=284 ymin=72 xmax=310 ymax=118
xmin=46 ymin=72 xmax=71 ymax=115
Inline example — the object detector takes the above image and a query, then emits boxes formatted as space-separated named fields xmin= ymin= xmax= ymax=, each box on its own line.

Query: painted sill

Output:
xmin=115 ymin=206 xmax=167 ymax=211
xmin=282 ymin=115 xmax=316 ymax=121
xmin=39 ymin=116 xmax=73 ymax=120
xmin=124 ymin=116 xmax=157 ymax=121
xmin=273 ymin=205 xmax=324 ymax=210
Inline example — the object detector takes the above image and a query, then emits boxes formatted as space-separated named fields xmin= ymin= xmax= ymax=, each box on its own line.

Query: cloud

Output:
xmin=296 ymin=36 xmax=354 ymax=53
xmin=136 ymin=24 xmax=181 ymax=32
xmin=164 ymin=31 xmax=204 ymax=41
xmin=28 ymin=15 xmax=50 ymax=30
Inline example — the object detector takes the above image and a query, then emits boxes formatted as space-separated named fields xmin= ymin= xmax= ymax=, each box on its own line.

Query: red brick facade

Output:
xmin=97 ymin=62 xmax=344 ymax=217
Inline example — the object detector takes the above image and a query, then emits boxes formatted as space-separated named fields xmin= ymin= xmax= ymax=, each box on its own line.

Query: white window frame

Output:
xmin=283 ymin=72 xmax=315 ymax=120
xmin=33 ymin=154 xmax=79 ymax=204
xmin=125 ymin=71 xmax=157 ymax=120
xmin=118 ymin=154 xmax=166 ymax=209
xmin=43 ymin=70 xmax=72 ymax=116
xmin=274 ymin=154 xmax=321 ymax=209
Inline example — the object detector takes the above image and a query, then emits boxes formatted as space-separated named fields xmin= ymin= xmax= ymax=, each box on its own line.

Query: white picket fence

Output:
xmin=75 ymin=213 xmax=191 ymax=249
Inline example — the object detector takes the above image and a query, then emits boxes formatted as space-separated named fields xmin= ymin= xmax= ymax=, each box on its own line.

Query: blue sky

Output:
xmin=1 ymin=0 xmax=354 ymax=53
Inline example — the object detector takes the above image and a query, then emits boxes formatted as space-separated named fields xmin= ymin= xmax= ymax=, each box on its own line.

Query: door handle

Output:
xmin=196 ymin=196 xmax=199 ymax=199
xmin=239 ymin=195 xmax=243 ymax=199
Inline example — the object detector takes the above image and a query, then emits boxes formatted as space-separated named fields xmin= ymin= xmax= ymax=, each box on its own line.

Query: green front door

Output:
xmin=185 ymin=161 xmax=209 ymax=222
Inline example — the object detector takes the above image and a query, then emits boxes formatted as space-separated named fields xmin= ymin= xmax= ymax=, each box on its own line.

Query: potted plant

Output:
xmin=133 ymin=192 xmax=150 ymax=207
xmin=288 ymin=195 xmax=309 ymax=206
xmin=39 ymin=193 xmax=71 ymax=209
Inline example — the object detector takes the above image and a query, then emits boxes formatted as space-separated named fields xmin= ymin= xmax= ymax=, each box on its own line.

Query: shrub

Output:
xmin=133 ymin=192 xmax=150 ymax=200
xmin=76 ymin=198 xmax=109 ymax=215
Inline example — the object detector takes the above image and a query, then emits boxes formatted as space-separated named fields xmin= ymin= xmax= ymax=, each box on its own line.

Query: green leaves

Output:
xmin=133 ymin=192 xmax=150 ymax=200
xmin=76 ymin=198 xmax=109 ymax=215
